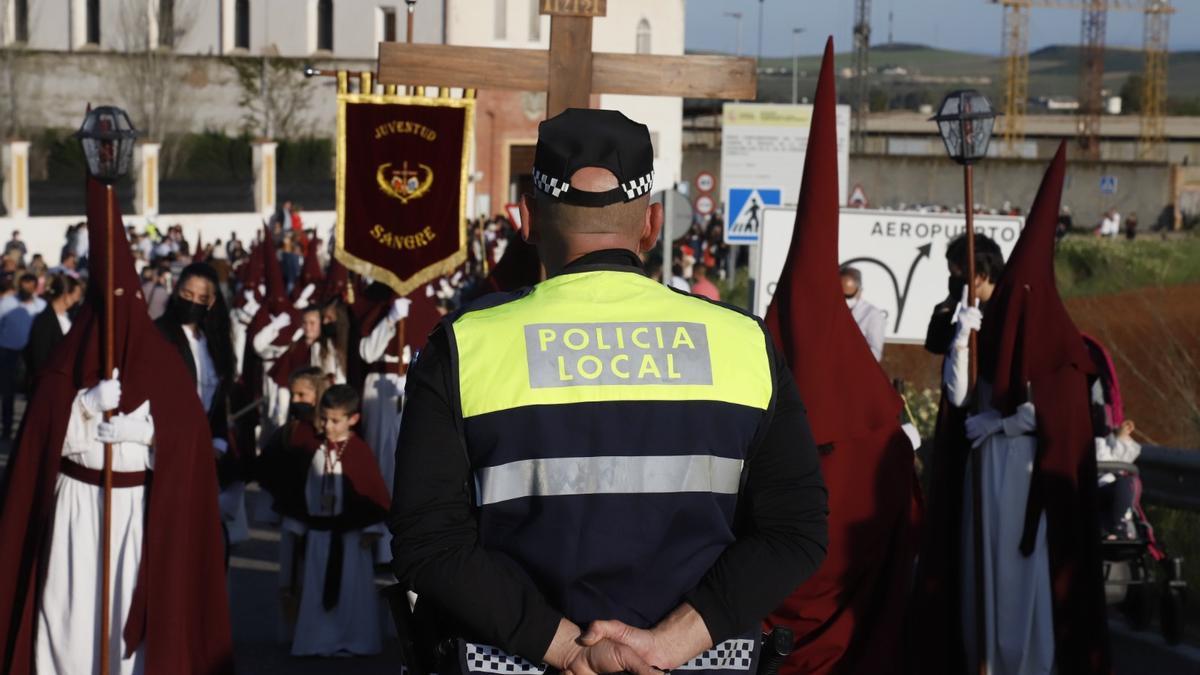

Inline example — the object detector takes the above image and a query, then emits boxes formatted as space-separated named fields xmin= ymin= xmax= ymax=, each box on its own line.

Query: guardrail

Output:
xmin=1139 ymin=445 xmax=1200 ymax=512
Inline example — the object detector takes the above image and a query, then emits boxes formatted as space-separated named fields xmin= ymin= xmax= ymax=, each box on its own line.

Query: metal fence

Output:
xmin=1139 ymin=445 xmax=1200 ymax=512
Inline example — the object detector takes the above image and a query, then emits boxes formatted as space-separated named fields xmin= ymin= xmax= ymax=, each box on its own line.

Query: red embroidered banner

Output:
xmin=336 ymin=90 xmax=474 ymax=295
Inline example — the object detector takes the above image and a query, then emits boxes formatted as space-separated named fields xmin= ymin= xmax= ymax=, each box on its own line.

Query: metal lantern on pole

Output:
xmin=74 ymin=104 xmax=138 ymax=675
xmin=931 ymin=89 xmax=997 ymax=675
xmin=75 ymin=106 xmax=139 ymax=184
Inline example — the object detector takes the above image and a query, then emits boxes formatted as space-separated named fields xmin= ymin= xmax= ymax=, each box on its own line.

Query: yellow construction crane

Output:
xmin=991 ymin=0 xmax=1174 ymax=160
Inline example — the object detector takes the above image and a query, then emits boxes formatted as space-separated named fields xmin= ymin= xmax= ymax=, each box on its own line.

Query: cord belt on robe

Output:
xmin=60 ymin=459 xmax=151 ymax=488
xmin=365 ymin=361 xmax=409 ymax=376
xmin=305 ymin=514 xmax=357 ymax=612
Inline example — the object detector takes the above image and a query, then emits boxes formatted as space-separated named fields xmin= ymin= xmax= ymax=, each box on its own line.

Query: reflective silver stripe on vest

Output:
xmin=476 ymin=455 xmax=744 ymax=506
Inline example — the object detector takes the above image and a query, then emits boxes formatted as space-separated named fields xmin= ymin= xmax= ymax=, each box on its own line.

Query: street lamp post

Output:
xmin=931 ymin=89 xmax=998 ymax=675
xmin=791 ymin=28 xmax=805 ymax=105
xmin=756 ymin=0 xmax=765 ymax=70
xmin=723 ymin=11 xmax=743 ymax=57
xmin=74 ymin=105 xmax=139 ymax=675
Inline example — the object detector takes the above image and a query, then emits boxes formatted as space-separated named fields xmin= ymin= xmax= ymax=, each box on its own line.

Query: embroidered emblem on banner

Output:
xmin=376 ymin=160 xmax=434 ymax=204
xmin=524 ymin=321 xmax=713 ymax=387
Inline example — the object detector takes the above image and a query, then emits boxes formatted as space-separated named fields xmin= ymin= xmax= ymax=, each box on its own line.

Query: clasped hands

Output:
xmin=547 ymin=604 xmax=711 ymax=675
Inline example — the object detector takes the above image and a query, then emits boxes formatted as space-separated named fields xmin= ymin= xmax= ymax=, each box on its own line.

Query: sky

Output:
xmin=685 ymin=0 xmax=1200 ymax=58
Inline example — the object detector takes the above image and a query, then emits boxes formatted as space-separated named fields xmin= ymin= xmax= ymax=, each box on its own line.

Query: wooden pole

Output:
xmin=546 ymin=15 xmax=593 ymax=117
xmin=965 ymin=164 xmax=986 ymax=675
xmin=99 ymin=183 xmax=115 ymax=675
xmin=406 ymin=0 xmax=415 ymax=43
xmin=405 ymin=1 xmax=415 ymax=95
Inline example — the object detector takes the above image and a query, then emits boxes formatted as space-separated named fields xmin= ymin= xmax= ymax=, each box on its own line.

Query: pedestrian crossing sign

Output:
xmin=725 ymin=188 xmax=782 ymax=244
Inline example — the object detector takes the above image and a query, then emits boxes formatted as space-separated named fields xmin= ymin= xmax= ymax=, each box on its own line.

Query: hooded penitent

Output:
xmin=910 ymin=143 xmax=1110 ymax=674
xmin=291 ymin=237 xmax=326 ymax=304
xmin=0 ymin=177 xmax=233 ymax=674
xmin=762 ymin=38 xmax=921 ymax=675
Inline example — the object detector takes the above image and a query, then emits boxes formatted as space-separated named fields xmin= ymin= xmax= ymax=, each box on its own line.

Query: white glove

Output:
xmin=213 ymin=437 xmax=229 ymax=456
xmin=293 ymin=283 xmax=316 ymax=309
xmin=291 ymin=327 xmax=304 ymax=343
xmin=388 ymin=298 xmax=412 ymax=323
xmin=257 ymin=284 xmax=266 ymax=296
xmin=901 ymin=422 xmax=922 ymax=452
xmin=268 ymin=312 xmax=292 ymax=330
xmin=81 ymin=369 xmax=121 ymax=416
xmin=1001 ymin=402 xmax=1037 ymax=437
xmin=965 ymin=410 xmax=1003 ymax=448
xmin=97 ymin=412 xmax=155 ymax=446
xmin=242 ymin=297 xmax=260 ymax=318
xmin=242 ymin=289 xmax=257 ymax=306
xmin=952 ymin=286 xmax=982 ymax=349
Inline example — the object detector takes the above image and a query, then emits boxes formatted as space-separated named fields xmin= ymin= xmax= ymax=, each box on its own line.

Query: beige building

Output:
xmin=0 ymin=0 xmax=685 ymax=217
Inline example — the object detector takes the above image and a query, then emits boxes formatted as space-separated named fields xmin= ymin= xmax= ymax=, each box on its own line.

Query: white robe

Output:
xmin=36 ymin=394 xmax=153 ymax=675
xmin=945 ymin=345 xmax=1055 ymax=675
xmin=230 ymin=306 xmax=253 ymax=378
xmin=311 ymin=342 xmax=347 ymax=385
xmin=289 ymin=443 xmax=384 ymax=657
xmin=357 ymin=319 xmax=408 ymax=564
xmin=253 ymin=322 xmax=301 ymax=436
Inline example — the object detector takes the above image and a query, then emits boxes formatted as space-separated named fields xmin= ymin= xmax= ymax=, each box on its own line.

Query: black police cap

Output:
xmin=533 ymin=108 xmax=655 ymax=208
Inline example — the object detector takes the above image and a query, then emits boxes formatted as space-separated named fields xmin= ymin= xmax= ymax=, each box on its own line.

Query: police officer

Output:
xmin=390 ymin=109 xmax=828 ymax=675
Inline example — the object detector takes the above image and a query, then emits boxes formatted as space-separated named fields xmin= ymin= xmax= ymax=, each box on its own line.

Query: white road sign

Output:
xmin=755 ymin=208 xmax=1024 ymax=342
xmin=720 ymin=102 xmax=850 ymax=245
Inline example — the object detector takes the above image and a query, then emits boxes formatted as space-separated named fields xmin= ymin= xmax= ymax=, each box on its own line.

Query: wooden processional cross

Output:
xmin=377 ymin=0 xmax=756 ymax=118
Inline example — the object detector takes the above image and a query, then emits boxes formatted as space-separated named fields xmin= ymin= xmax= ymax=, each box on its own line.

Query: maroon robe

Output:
xmin=762 ymin=38 xmax=921 ymax=675
xmin=0 ymin=178 xmax=233 ymax=674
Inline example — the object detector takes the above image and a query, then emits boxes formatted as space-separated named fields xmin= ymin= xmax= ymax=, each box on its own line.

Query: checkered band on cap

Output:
xmin=533 ymin=168 xmax=571 ymax=199
xmin=675 ymin=639 xmax=757 ymax=671
xmin=464 ymin=643 xmax=548 ymax=675
xmin=622 ymin=171 xmax=655 ymax=200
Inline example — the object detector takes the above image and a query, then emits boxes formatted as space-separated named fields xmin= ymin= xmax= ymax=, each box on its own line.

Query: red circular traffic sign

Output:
xmin=693 ymin=194 xmax=715 ymax=216
xmin=695 ymin=171 xmax=715 ymax=194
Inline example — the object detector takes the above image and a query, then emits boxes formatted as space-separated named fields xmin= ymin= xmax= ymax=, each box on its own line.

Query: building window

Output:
xmin=636 ymin=18 xmax=651 ymax=54
xmin=382 ymin=6 xmax=397 ymax=43
xmin=158 ymin=0 xmax=175 ymax=47
xmin=528 ymin=0 xmax=540 ymax=42
xmin=14 ymin=0 xmax=29 ymax=42
xmin=86 ymin=0 xmax=101 ymax=45
xmin=493 ymin=0 xmax=506 ymax=41
xmin=235 ymin=0 xmax=251 ymax=49
xmin=317 ymin=0 xmax=334 ymax=51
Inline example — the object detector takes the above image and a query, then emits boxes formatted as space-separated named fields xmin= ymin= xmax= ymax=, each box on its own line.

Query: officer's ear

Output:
xmin=638 ymin=200 xmax=664 ymax=254
xmin=518 ymin=193 xmax=536 ymax=244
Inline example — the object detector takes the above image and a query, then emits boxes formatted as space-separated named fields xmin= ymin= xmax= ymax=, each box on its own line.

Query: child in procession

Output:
xmin=287 ymin=385 xmax=391 ymax=657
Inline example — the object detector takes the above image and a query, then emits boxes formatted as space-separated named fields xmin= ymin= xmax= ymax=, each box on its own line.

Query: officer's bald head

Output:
xmin=519 ymin=167 xmax=663 ymax=275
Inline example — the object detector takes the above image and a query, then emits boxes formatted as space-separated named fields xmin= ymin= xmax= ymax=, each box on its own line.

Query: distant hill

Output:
xmin=736 ymin=43 xmax=1200 ymax=113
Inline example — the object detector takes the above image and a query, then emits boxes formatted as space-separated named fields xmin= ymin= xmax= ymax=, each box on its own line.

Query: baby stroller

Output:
xmin=1084 ymin=335 xmax=1188 ymax=645
xmin=1097 ymin=459 xmax=1187 ymax=645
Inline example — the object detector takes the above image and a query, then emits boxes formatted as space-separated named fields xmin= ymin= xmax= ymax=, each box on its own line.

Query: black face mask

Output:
xmin=948 ymin=276 xmax=966 ymax=300
xmin=321 ymin=323 xmax=337 ymax=339
xmin=169 ymin=296 xmax=209 ymax=325
xmin=288 ymin=402 xmax=315 ymax=423
xmin=17 ymin=290 xmax=33 ymax=302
